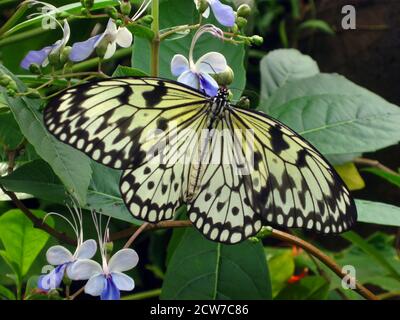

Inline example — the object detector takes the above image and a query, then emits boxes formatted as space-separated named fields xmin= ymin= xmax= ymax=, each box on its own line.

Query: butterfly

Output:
xmin=43 ymin=77 xmax=357 ymax=244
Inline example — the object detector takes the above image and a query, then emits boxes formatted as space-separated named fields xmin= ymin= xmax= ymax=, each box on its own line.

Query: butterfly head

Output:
xmin=216 ymin=87 xmax=229 ymax=102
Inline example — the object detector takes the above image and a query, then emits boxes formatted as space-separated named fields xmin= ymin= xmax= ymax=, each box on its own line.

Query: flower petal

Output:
xmin=101 ymin=277 xmax=120 ymax=300
xmin=103 ymin=41 xmax=117 ymax=59
xmin=199 ymin=72 xmax=219 ymax=97
xmin=202 ymin=7 xmax=210 ymax=18
xmin=116 ymin=27 xmax=133 ymax=48
xmin=69 ymin=259 xmax=103 ymax=280
xmin=108 ymin=249 xmax=139 ymax=273
xmin=75 ymin=239 xmax=97 ymax=260
xmin=38 ymin=264 xmax=67 ymax=291
xmin=209 ymin=0 xmax=235 ymax=27
xmin=46 ymin=245 xmax=73 ymax=265
xmin=105 ymin=18 xmax=117 ymax=35
xmin=195 ymin=52 xmax=227 ymax=74
xmin=171 ymin=54 xmax=190 ymax=76
xmin=177 ymin=70 xmax=200 ymax=90
xmin=85 ymin=274 xmax=105 ymax=296
xmin=69 ymin=34 xmax=101 ymax=62
xmin=20 ymin=46 xmax=54 ymax=69
xmin=111 ymin=272 xmax=135 ymax=291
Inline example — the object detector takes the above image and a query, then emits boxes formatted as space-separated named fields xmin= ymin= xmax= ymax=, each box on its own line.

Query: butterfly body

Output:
xmin=44 ymin=77 xmax=357 ymax=244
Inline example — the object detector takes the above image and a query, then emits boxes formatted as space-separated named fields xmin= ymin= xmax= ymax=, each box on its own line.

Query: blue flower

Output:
xmin=37 ymin=202 xmax=97 ymax=291
xmin=38 ymin=240 xmax=97 ymax=291
xmin=20 ymin=19 xmax=70 ymax=70
xmin=171 ymin=25 xmax=228 ymax=97
xmin=69 ymin=19 xmax=132 ymax=62
xmin=70 ymin=248 xmax=139 ymax=300
xmin=195 ymin=0 xmax=235 ymax=27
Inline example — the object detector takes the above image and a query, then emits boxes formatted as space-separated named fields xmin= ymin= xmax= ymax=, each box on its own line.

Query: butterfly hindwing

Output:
xmin=229 ymin=106 xmax=357 ymax=234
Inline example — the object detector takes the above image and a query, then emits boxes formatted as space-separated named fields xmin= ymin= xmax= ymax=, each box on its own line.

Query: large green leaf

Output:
xmin=260 ymin=74 xmax=400 ymax=164
xmin=356 ymin=199 xmax=400 ymax=227
xmin=132 ymin=0 xmax=246 ymax=99
xmin=0 ymin=64 xmax=92 ymax=205
xmin=0 ymin=209 xmax=53 ymax=278
xmin=260 ymin=49 xmax=319 ymax=98
xmin=0 ymin=111 xmax=24 ymax=149
xmin=161 ymin=227 xmax=271 ymax=300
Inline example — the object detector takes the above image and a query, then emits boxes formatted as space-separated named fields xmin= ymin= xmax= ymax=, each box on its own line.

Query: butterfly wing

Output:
xmin=44 ymin=78 xmax=208 ymax=169
xmin=228 ymin=106 xmax=357 ymax=234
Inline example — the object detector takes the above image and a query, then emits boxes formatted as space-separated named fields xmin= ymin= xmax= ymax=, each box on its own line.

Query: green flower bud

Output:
xmin=80 ymin=8 xmax=90 ymax=16
xmin=236 ymin=96 xmax=251 ymax=109
xmin=237 ymin=4 xmax=251 ymax=18
xmin=29 ymin=63 xmax=41 ymax=75
xmin=6 ymin=88 xmax=16 ymax=97
xmin=236 ymin=16 xmax=247 ymax=29
xmin=48 ymin=289 xmax=61 ymax=300
xmin=106 ymin=6 xmax=119 ymax=20
xmin=60 ymin=46 xmax=72 ymax=65
xmin=139 ymin=15 xmax=153 ymax=25
xmin=115 ymin=19 xmax=123 ymax=27
xmin=0 ymin=74 xmax=12 ymax=87
xmin=212 ymin=66 xmax=234 ymax=86
xmin=105 ymin=241 xmax=114 ymax=255
xmin=232 ymin=23 xmax=239 ymax=34
xmin=6 ymin=79 xmax=18 ymax=92
xmin=197 ymin=0 xmax=209 ymax=15
xmin=120 ymin=0 xmax=131 ymax=16
xmin=48 ymin=51 xmax=61 ymax=67
xmin=83 ymin=0 xmax=94 ymax=9
xmin=95 ymin=38 xmax=109 ymax=58
xmin=250 ymin=35 xmax=264 ymax=46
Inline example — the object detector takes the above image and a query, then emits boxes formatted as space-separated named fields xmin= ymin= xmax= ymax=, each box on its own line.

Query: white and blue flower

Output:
xmin=21 ymin=19 xmax=70 ymax=70
xmin=171 ymin=25 xmax=228 ymax=97
xmin=70 ymin=248 xmax=139 ymax=300
xmin=195 ymin=0 xmax=235 ymax=27
xmin=38 ymin=202 xmax=97 ymax=291
xmin=69 ymin=19 xmax=132 ymax=62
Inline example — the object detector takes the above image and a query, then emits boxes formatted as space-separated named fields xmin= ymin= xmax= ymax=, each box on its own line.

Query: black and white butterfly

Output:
xmin=44 ymin=77 xmax=357 ymax=244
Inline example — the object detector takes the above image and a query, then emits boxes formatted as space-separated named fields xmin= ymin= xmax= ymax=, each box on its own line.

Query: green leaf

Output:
xmin=341 ymin=231 xmax=400 ymax=282
xmin=0 ymin=283 xmax=15 ymax=300
xmin=275 ymin=276 xmax=330 ymax=300
xmin=0 ymin=111 xmax=24 ymax=149
xmin=355 ymin=199 xmax=400 ymax=227
xmin=112 ymin=65 xmax=149 ymax=77
xmin=335 ymin=162 xmax=365 ymax=191
xmin=132 ymin=0 xmax=246 ymax=99
xmin=278 ymin=20 xmax=289 ymax=48
xmin=261 ymin=74 xmax=400 ymax=164
xmin=0 ymin=64 xmax=92 ymax=205
xmin=266 ymin=249 xmax=295 ymax=297
xmin=0 ymin=209 xmax=53 ymax=278
xmin=299 ymin=19 xmax=335 ymax=35
xmin=361 ymin=167 xmax=400 ymax=188
xmin=260 ymin=49 xmax=319 ymax=97
xmin=127 ymin=24 xmax=155 ymax=41
xmin=0 ymin=159 xmax=66 ymax=203
xmin=4 ymin=0 xmax=117 ymax=36
xmin=161 ymin=227 xmax=272 ymax=300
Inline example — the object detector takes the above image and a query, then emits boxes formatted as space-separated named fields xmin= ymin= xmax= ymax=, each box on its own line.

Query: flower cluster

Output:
xmin=38 ymin=203 xmax=138 ymax=300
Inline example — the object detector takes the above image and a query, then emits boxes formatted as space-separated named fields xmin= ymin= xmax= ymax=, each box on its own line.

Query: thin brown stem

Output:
xmin=354 ymin=157 xmax=399 ymax=176
xmin=0 ymin=185 xmax=76 ymax=246
xmin=123 ymin=223 xmax=149 ymax=248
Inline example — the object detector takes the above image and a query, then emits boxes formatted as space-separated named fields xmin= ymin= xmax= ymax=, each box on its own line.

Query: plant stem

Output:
xmin=0 ymin=2 xmax=28 ymax=37
xmin=150 ymin=0 xmax=160 ymax=76
xmin=123 ymin=223 xmax=149 ymax=248
xmin=354 ymin=157 xmax=399 ymax=176
xmin=122 ymin=288 xmax=161 ymax=300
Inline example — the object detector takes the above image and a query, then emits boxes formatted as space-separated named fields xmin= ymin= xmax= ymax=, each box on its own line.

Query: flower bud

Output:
xmin=29 ymin=63 xmax=41 ymax=75
xmin=212 ymin=66 xmax=234 ymax=86
xmin=60 ymin=46 xmax=72 ymax=65
xmin=6 ymin=79 xmax=18 ymax=92
xmin=237 ymin=4 xmax=251 ymax=18
xmin=120 ymin=0 xmax=131 ymax=15
xmin=83 ymin=0 xmax=94 ymax=9
xmin=0 ymin=74 xmax=12 ymax=87
xmin=105 ymin=241 xmax=114 ymax=256
xmin=48 ymin=289 xmax=61 ymax=300
xmin=95 ymin=38 xmax=109 ymax=58
xmin=139 ymin=15 xmax=153 ymax=25
xmin=232 ymin=23 xmax=239 ymax=34
xmin=236 ymin=96 xmax=251 ymax=109
xmin=6 ymin=88 xmax=16 ymax=97
xmin=105 ymin=6 xmax=119 ymax=19
xmin=236 ymin=16 xmax=247 ymax=29
xmin=197 ymin=0 xmax=209 ymax=15
xmin=48 ymin=51 xmax=61 ymax=67
xmin=250 ymin=35 xmax=263 ymax=46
